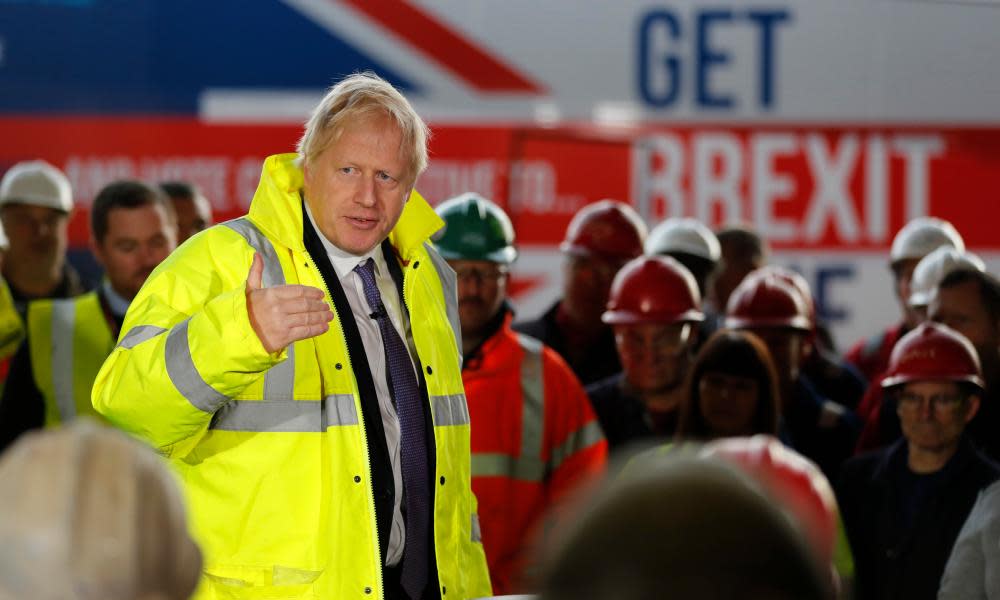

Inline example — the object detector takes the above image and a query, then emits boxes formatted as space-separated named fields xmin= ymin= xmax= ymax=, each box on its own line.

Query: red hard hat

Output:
xmin=881 ymin=321 xmax=985 ymax=390
xmin=747 ymin=266 xmax=817 ymax=329
xmin=725 ymin=273 xmax=811 ymax=332
xmin=701 ymin=435 xmax=839 ymax=570
xmin=560 ymin=200 xmax=647 ymax=260
xmin=603 ymin=256 xmax=705 ymax=325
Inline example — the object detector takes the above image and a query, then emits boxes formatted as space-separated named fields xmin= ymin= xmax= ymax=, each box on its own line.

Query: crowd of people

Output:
xmin=0 ymin=73 xmax=998 ymax=599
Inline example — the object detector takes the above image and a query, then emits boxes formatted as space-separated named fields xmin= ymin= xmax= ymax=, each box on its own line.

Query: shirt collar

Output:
xmin=303 ymin=201 xmax=382 ymax=281
xmin=101 ymin=280 xmax=131 ymax=317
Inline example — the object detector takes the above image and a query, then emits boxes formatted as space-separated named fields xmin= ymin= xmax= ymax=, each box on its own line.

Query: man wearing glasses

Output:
xmin=434 ymin=193 xmax=607 ymax=595
xmin=586 ymin=254 xmax=706 ymax=447
xmin=836 ymin=321 xmax=1000 ymax=600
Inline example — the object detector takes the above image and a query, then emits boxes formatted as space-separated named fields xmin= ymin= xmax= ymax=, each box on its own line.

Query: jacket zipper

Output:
xmin=309 ymin=258 xmax=385 ymax=600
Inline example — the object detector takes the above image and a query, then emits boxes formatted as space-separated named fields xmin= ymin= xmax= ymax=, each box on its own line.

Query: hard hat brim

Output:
xmin=602 ymin=308 xmax=705 ymax=325
xmin=437 ymin=245 xmax=517 ymax=265
xmin=881 ymin=373 xmax=985 ymax=392
xmin=725 ymin=316 xmax=813 ymax=332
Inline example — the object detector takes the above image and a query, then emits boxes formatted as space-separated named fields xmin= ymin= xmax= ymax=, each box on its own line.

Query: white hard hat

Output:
xmin=645 ymin=218 xmax=721 ymax=262
xmin=889 ymin=217 xmax=964 ymax=265
xmin=0 ymin=160 xmax=73 ymax=213
xmin=908 ymin=246 xmax=986 ymax=308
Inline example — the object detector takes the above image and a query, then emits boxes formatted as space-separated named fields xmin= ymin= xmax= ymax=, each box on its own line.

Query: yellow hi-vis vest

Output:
xmin=0 ymin=278 xmax=23 ymax=364
xmin=29 ymin=290 xmax=112 ymax=425
xmin=93 ymin=154 xmax=491 ymax=600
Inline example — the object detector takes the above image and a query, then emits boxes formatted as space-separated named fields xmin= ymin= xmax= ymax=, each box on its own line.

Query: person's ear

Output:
xmin=965 ymin=394 xmax=981 ymax=423
xmin=686 ymin=325 xmax=700 ymax=354
xmin=801 ymin=338 xmax=814 ymax=361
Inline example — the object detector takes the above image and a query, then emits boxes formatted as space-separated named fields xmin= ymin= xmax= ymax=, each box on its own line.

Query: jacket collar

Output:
xmin=462 ymin=303 xmax=514 ymax=369
xmin=248 ymin=153 xmax=444 ymax=259
xmin=875 ymin=435 xmax=976 ymax=482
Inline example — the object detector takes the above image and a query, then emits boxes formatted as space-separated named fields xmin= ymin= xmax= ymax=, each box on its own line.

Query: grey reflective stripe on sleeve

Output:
xmin=548 ymin=421 xmax=605 ymax=472
xmin=223 ymin=218 xmax=286 ymax=287
xmin=50 ymin=300 xmax=77 ymax=422
xmin=223 ymin=217 xmax=296 ymax=401
xmin=471 ymin=513 xmax=482 ymax=543
xmin=424 ymin=242 xmax=462 ymax=361
xmin=516 ymin=334 xmax=545 ymax=460
xmin=116 ymin=325 xmax=167 ymax=349
xmin=210 ymin=394 xmax=358 ymax=432
xmin=471 ymin=452 xmax=546 ymax=482
xmin=431 ymin=394 xmax=470 ymax=426
xmin=165 ymin=318 xmax=229 ymax=413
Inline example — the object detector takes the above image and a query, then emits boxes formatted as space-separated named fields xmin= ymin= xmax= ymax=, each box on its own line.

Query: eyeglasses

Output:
xmin=453 ymin=264 xmax=509 ymax=284
xmin=616 ymin=323 xmax=693 ymax=353
xmin=897 ymin=392 xmax=965 ymax=413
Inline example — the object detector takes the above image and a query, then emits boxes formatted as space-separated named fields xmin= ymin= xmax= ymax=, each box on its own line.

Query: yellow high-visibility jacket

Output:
xmin=0 ymin=278 xmax=23 ymax=363
xmin=0 ymin=278 xmax=24 ymax=392
xmin=93 ymin=153 xmax=491 ymax=600
xmin=29 ymin=290 xmax=113 ymax=425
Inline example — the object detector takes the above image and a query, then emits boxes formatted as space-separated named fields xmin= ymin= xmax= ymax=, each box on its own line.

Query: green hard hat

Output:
xmin=434 ymin=193 xmax=517 ymax=264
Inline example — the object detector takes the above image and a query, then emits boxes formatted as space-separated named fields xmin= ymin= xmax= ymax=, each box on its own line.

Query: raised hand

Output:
xmin=245 ymin=253 xmax=333 ymax=353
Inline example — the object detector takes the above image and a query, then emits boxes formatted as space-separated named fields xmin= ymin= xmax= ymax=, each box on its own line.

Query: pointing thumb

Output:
xmin=247 ymin=252 xmax=264 ymax=291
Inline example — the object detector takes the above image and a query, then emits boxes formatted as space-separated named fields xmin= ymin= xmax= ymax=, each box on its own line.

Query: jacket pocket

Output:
xmin=202 ymin=564 xmax=322 ymax=599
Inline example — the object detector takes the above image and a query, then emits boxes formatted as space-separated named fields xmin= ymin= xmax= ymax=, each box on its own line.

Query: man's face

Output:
xmin=171 ymin=195 xmax=212 ymax=243
xmin=745 ymin=327 xmax=805 ymax=387
xmin=897 ymin=380 xmax=977 ymax=454
xmin=449 ymin=259 xmax=508 ymax=341
xmin=1 ymin=204 xmax=69 ymax=269
xmin=302 ymin=113 xmax=412 ymax=256
xmin=930 ymin=279 xmax=1000 ymax=369
xmin=614 ymin=322 xmax=693 ymax=393
xmin=562 ymin=253 xmax=629 ymax=326
xmin=893 ymin=258 xmax=921 ymax=327
xmin=93 ymin=204 xmax=176 ymax=301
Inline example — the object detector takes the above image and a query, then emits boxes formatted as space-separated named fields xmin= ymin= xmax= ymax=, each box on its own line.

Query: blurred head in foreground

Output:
xmin=0 ymin=421 xmax=201 ymax=600
xmin=539 ymin=453 xmax=831 ymax=600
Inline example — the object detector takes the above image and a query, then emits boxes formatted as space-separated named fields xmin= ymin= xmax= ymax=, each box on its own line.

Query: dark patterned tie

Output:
xmin=354 ymin=258 xmax=430 ymax=600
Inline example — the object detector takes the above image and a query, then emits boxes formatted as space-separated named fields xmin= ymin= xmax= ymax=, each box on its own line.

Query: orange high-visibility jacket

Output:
xmin=464 ymin=313 xmax=608 ymax=594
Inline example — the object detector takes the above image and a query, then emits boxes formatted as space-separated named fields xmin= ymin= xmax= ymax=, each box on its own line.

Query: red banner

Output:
xmin=3 ymin=118 xmax=999 ymax=250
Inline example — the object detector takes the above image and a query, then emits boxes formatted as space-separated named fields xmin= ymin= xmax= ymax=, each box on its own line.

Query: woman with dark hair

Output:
xmin=677 ymin=329 xmax=781 ymax=440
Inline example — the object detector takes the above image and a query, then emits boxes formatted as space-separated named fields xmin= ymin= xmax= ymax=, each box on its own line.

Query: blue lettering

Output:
xmin=747 ymin=9 xmax=791 ymax=109
xmin=637 ymin=7 xmax=792 ymax=111
xmin=696 ymin=10 xmax=734 ymax=109
xmin=816 ymin=265 xmax=855 ymax=323
xmin=638 ymin=10 xmax=683 ymax=107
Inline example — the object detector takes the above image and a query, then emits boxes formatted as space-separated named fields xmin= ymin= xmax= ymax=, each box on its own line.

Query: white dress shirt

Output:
xmin=101 ymin=280 xmax=131 ymax=319
xmin=305 ymin=203 xmax=419 ymax=567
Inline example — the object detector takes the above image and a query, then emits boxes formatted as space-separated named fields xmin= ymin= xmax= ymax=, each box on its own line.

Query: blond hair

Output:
xmin=297 ymin=72 xmax=430 ymax=183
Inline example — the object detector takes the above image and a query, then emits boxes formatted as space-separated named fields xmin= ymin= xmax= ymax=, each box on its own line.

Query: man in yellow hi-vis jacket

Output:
xmin=92 ymin=73 xmax=491 ymax=600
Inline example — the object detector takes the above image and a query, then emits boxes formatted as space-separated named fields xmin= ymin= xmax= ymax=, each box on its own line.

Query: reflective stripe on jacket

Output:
xmin=92 ymin=153 xmax=491 ymax=600
xmin=464 ymin=314 xmax=607 ymax=594
xmin=30 ymin=290 xmax=112 ymax=425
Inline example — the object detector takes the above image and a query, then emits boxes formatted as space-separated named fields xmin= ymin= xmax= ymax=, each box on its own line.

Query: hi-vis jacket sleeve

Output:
xmin=92 ymin=227 xmax=284 ymax=457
